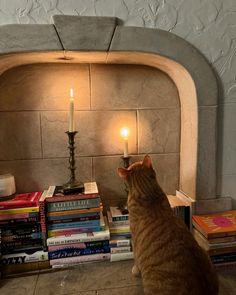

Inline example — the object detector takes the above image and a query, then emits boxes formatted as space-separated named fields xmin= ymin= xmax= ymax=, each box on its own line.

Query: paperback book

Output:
xmin=0 ymin=192 xmax=42 ymax=210
xmin=192 ymin=210 xmax=236 ymax=239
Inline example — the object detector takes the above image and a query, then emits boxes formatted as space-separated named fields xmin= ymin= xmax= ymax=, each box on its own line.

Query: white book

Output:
xmin=1 ymin=250 xmax=48 ymax=264
xmin=84 ymin=182 xmax=99 ymax=194
xmin=110 ymin=246 xmax=131 ymax=254
xmin=109 ymin=239 xmax=131 ymax=247
xmin=50 ymin=253 xmax=110 ymax=266
xmin=110 ymin=252 xmax=133 ymax=262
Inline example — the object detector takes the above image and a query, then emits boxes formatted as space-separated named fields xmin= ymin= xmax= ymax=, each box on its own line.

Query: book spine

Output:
xmin=110 ymin=246 xmax=131 ymax=254
xmin=50 ymin=253 xmax=110 ymax=266
xmin=0 ymin=212 xmax=38 ymax=221
xmin=47 ymin=226 xmax=101 ymax=237
xmin=39 ymin=189 xmax=54 ymax=250
xmin=47 ymin=212 xmax=100 ymax=223
xmin=110 ymin=252 xmax=133 ymax=262
xmin=112 ymin=216 xmax=129 ymax=222
xmin=47 ymin=198 xmax=101 ymax=212
xmin=47 ymin=206 xmax=102 ymax=217
xmin=47 ymin=220 xmax=100 ymax=230
xmin=49 ymin=246 xmax=110 ymax=260
xmin=0 ymin=217 xmax=39 ymax=225
xmin=109 ymin=239 xmax=131 ymax=247
xmin=0 ymin=250 xmax=48 ymax=265
xmin=48 ymin=240 xmax=109 ymax=251
xmin=211 ymin=253 xmax=236 ymax=264
xmin=47 ymin=232 xmax=110 ymax=246
xmin=2 ymin=232 xmax=42 ymax=242
xmin=46 ymin=193 xmax=100 ymax=203
xmin=0 ymin=207 xmax=39 ymax=214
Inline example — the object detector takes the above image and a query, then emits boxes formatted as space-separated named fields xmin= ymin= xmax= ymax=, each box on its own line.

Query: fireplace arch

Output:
xmin=0 ymin=15 xmax=218 ymax=201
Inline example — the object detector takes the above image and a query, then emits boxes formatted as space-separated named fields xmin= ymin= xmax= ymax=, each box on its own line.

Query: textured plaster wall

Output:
xmin=0 ymin=0 xmax=235 ymax=204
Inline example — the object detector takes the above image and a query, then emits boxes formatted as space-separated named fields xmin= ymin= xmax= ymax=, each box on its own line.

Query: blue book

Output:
xmin=47 ymin=219 xmax=100 ymax=230
xmin=49 ymin=245 xmax=110 ymax=259
xmin=47 ymin=212 xmax=100 ymax=221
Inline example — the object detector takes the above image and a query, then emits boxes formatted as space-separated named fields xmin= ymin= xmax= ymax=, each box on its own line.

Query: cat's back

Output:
xmin=130 ymin=203 xmax=219 ymax=295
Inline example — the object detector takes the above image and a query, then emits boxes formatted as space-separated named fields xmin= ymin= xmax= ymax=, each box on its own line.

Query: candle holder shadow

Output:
xmin=63 ymin=131 xmax=84 ymax=194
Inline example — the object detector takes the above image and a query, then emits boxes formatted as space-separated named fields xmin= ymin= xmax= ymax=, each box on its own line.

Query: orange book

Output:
xmin=192 ymin=210 xmax=236 ymax=239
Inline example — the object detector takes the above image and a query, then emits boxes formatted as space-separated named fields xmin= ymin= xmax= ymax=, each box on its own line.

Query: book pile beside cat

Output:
xmin=167 ymin=190 xmax=195 ymax=229
xmin=107 ymin=205 xmax=133 ymax=262
xmin=43 ymin=182 xmax=111 ymax=268
xmin=192 ymin=210 xmax=236 ymax=270
xmin=0 ymin=191 xmax=49 ymax=276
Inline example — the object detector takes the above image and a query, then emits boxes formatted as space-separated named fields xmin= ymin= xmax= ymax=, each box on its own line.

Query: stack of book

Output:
xmin=0 ymin=192 xmax=49 ymax=275
xmin=42 ymin=182 xmax=111 ymax=268
xmin=107 ymin=206 xmax=133 ymax=262
xmin=167 ymin=191 xmax=195 ymax=229
xmin=192 ymin=210 xmax=236 ymax=270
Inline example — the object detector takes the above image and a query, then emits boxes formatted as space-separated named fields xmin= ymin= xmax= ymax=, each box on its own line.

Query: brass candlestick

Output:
xmin=63 ymin=131 xmax=84 ymax=194
xmin=121 ymin=156 xmax=131 ymax=168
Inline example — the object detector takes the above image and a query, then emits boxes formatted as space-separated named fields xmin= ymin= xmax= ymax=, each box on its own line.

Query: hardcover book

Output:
xmin=0 ymin=192 xmax=42 ymax=210
xmin=192 ymin=210 xmax=236 ymax=239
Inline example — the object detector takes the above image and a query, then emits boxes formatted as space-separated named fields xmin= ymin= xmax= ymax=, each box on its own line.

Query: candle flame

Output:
xmin=70 ymin=88 xmax=74 ymax=98
xmin=120 ymin=127 xmax=129 ymax=139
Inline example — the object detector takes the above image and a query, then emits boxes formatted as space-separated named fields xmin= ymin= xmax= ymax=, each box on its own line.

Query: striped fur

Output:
xmin=118 ymin=155 xmax=219 ymax=295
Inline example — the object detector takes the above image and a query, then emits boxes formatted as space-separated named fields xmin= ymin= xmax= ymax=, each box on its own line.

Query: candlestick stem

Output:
xmin=63 ymin=131 xmax=84 ymax=194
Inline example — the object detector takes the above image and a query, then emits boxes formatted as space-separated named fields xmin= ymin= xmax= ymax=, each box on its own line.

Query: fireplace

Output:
xmin=0 ymin=15 xmax=220 ymax=210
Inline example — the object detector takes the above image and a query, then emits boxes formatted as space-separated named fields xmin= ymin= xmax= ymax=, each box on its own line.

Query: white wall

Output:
xmin=0 ymin=0 xmax=235 ymax=205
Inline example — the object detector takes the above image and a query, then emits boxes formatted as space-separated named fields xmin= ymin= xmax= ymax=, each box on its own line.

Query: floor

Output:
xmin=0 ymin=260 xmax=235 ymax=295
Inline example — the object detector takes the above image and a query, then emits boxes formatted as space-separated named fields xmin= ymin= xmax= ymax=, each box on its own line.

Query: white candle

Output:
xmin=69 ymin=88 xmax=74 ymax=132
xmin=120 ymin=127 xmax=129 ymax=157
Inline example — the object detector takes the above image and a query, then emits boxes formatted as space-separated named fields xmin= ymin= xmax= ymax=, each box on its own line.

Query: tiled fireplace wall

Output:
xmin=0 ymin=63 xmax=180 ymax=205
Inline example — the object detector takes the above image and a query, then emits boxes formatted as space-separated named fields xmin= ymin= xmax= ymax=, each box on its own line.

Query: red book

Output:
xmin=0 ymin=191 xmax=42 ymax=210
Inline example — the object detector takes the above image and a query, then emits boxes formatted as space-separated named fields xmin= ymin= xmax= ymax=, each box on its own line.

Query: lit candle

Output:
xmin=120 ymin=127 xmax=129 ymax=157
xmin=69 ymin=88 xmax=74 ymax=132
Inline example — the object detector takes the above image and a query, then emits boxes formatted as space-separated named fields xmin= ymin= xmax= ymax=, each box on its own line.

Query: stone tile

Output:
xmin=41 ymin=111 xmax=137 ymax=158
xmin=197 ymin=106 xmax=217 ymax=198
xmin=218 ymin=271 xmax=236 ymax=295
xmin=53 ymin=15 xmax=117 ymax=51
xmin=110 ymin=26 xmax=217 ymax=107
xmin=0 ymin=112 xmax=41 ymax=160
xmin=0 ymin=275 xmax=38 ymax=295
xmin=138 ymin=109 xmax=180 ymax=154
xmin=93 ymin=153 xmax=179 ymax=202
xmin=91 ymin=64 xmax=180 ymax=110
xmin=0 ymin=64 xmax=90 ymax=111
xmin=0 ymin=24 xmax=62 ymax=54
xmin=97 ymin=285 xmax=144 ymax=295
xmin=0 ymin=158 xmax=92 ymax=193
xmin=219 ymin=103 xmax=236 ymax=175
xmin=218 ymin=175 xmax=236 ymax=207
xmin=93 ymin=156 xmax=129 ymax=202
xmin=34 ymin=261 xmax=141 ymax=294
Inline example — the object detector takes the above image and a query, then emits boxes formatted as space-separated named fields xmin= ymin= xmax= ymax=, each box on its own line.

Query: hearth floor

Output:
xmin=0 ymin=260 xmax=235 ymax=295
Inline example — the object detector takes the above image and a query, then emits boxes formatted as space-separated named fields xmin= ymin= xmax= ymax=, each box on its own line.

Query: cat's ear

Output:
xmin=143 ymin=154 xmax=152 ymax=169
xmin=117 ymin=168 xmax=128 ymax=179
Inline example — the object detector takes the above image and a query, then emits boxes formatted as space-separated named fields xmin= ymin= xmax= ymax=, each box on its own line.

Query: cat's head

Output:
xmin=118 ymin=155 xmax=161 ymax=204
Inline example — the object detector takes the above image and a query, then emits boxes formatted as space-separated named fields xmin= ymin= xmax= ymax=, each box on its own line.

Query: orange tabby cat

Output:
xmin=118 ymin=155 xmax=219 ymax=295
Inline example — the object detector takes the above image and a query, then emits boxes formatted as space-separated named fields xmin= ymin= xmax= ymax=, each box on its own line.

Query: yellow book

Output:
xmin=0 ymin=206 xmax=39 ymax=214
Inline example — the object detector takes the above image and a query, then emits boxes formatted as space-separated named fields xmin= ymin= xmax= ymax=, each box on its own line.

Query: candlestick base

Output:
xmin=121 ymin=156 xmax=131 ymax=169
xmin=62 ymin=181 xmax=84 ymax=195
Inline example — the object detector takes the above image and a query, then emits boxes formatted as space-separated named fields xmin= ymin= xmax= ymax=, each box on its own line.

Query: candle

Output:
xmin=69 ymin=88 xmax=74 ymax=132
xmin=120 ymin=127 xmax=129 ymax=157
